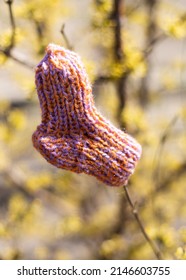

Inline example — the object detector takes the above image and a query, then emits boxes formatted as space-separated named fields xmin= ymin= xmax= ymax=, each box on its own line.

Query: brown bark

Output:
xmin=112 ymin=0 xmax=127 ymax=129
xmin=139 ymin=0 xmax=158 ymax=106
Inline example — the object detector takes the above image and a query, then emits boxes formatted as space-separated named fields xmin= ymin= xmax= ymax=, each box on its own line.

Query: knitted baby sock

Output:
xmin=32 ymin=43 xmax=142 ymax=186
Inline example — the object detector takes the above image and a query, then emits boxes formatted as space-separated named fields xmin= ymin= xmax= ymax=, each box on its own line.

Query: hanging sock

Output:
xmin=32 ymin=43 xmax=142 ymax=186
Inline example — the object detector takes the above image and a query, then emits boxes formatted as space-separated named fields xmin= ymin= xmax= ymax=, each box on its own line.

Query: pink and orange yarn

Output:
xmin=32 ymin=43 xmax=142 ymax=186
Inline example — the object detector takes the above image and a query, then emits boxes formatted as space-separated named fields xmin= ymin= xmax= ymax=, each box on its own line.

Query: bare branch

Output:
xmin=1 ymin=168 xmax=35 ymax=200
xmin=93 ymin=32 xmax=167 ymax=86
xmin=111 ymin=0 xmax=124 ymax=61
xmin=0 ymin=46 xmax=34 ymax=69
xmin=123 ymin=185 xmax=163 ymax=260
xmin=156 ymin=162 xmax=186 ymax=193
xmin=1 ymin=167 xmax=66 ymax=216
xmin=4 ymin=0 xmax=16 ymax=53
xmin=94 ymin=2 xmax=163 ymax=261
xmin=60 ymin=24 xmax=73 ymax=50
xmin=143 ymin=33 xmax=166 ymax=58
xmin=125 ymin=1 xmax=141 ymax=17
xmin=6 ymin=51 xmax=34 ymax=69
xmin=153 ymin=115 xmax=178 ymax=184
xmin=0 ymin=1 xmax=34 ymax=69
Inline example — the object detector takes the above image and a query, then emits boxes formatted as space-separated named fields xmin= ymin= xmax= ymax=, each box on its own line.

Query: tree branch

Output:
xmin=123 ymin=185 xmax=163 ymax=260
xmin=125 ymin=1 xmax=141 ymax=17
xmin=60 ymin=24 xmax=73 ymax=50
xmin=111 ymin=0 xmax=123 ymax=61
xmin=143 ymin=161 xmax=186 ymax=206
xmin=0 ymin=47 xmax=34 ymax=69
xmin=153 ymin=115 xmax=178 ymax=184
xmin=143 ymin=33 xmax=166 ymax=58
xmin=95 ymin=3 xmax=163 ymax=261
xmin=0 ymin=1 xmax=34 ymax=69
xmin=4 ymin=0 xmax=16 ymax=52
xmin=0 ymin=167 xmax=67 ymax=216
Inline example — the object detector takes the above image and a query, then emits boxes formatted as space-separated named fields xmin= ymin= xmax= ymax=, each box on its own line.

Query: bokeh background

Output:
xmin=0 ymin=0 xmax=186 ymax=260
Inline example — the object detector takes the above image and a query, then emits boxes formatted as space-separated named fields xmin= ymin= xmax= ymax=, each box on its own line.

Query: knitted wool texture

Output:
xmin=32 ymin=44 xmax=142 ymax=186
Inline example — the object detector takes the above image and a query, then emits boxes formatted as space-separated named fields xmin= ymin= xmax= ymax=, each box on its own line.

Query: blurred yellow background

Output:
xmin=0 ymin=0 xmax=186 ymax=260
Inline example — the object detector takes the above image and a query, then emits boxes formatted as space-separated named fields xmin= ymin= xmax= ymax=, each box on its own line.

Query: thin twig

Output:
xmin=0 ymin=46 xmax=34 ymax=69
xmin=125 ymin=1 xmax=141 ymax=17
xmin=94 ymin=33 xmax=167 ymax=86
xmin=152 ymin=115 xmax=178 ymax=184
xmin=5 ymin=0 xmax=16 ymax=50
xmin=137 ymin=159 xmax=186 ymax=209
xmin=60 ymin=24 xmax=73 ymax=50
xmin=1 ymin=167 xmax=67 ymax=216
xmin=3 ymin=0 xmax=16 ymax=53
xmin=6 ymin=51 xmax=34 ymax=68
xmin=0 ymin=1 xmax=34 ymax=69
xmin=143 ymin=33 xmax=166 ymax=58
xmin=123 ymin=185 xmax=163 ymax=260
